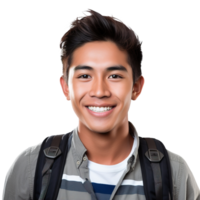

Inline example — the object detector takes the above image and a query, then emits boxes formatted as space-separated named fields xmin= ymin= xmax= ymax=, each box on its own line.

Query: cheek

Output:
xmin=70 ymin=82 xmax=87 ymax=107
xmin=111 ymin=82 xmax=132 ymax=102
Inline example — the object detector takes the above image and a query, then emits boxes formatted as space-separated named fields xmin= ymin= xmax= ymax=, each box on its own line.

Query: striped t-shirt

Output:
xmin=88 ymin=136 xmax=137 ymax=200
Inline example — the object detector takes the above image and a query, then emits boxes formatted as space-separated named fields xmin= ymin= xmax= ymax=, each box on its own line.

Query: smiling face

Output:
xmin=60 ymin=41 xmax=144 ymax=134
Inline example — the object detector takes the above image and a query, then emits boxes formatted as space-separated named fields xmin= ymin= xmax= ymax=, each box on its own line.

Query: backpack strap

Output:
xmin=145 ymin=138 xmax=163 ymax=199
xmin=33 ymin=131 xmax=73 ymax=200
xmin=139 ymin=137 xmax=173 ymax=200
xmin=39 ymin=134 xmax=63 ymax=200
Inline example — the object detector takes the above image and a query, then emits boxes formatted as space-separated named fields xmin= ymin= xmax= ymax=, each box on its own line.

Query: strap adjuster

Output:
xmin=44 ymin=146 xmax=62 ymax=159
xmin=145 ymin=149 xmax=164 ymax=162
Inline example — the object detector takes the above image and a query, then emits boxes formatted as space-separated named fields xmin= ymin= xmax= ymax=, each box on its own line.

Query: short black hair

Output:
xmin=60 ymin=9 xmax=142 ymax=85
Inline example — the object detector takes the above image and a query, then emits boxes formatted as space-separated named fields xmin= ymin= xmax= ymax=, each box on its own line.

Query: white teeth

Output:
xmin=88 ymin=106 xmax=113 ymax=112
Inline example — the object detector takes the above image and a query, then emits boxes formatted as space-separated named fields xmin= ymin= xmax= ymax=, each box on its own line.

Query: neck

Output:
xmin=78 ymin=118 xmax=134 ymax=165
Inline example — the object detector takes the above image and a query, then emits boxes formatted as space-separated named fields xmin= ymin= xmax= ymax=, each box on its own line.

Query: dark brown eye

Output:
xmin=109 ymin=74 xmax=122 ymax=79
xmin=78 ymin=74 xmax=122 ymax=79
xmin=78 ymin=74 xmax=88 ymax=78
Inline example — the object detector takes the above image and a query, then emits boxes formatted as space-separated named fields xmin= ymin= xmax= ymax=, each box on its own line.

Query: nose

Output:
xmin=89 ymin=78 xmax=111 ymax=98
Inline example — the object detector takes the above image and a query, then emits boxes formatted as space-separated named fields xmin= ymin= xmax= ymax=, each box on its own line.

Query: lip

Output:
xmin=85 ymin=106 xmax=116 ymax=117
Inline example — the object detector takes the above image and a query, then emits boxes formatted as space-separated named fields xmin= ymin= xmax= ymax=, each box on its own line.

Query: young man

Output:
xmin=3 ymin=9 xmax=200 ymax=200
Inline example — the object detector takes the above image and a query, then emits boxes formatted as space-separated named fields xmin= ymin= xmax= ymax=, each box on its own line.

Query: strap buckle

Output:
xmin=145 ymin=149 xmax=164 ymax=162
xmin=44 ymin=146 xmax=62 ymax=159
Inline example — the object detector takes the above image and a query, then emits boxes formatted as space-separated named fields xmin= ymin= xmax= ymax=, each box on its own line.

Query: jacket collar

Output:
xmin=71 ymin=121 xmax=140 ymax=169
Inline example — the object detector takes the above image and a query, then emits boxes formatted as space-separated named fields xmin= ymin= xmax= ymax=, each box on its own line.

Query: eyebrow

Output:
xmin=74 ymin=65 xmax=128 ymax=72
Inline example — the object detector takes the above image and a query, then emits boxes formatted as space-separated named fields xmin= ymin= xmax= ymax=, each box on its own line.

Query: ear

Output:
xmin=60 ymin=76 xmax=70 ymax=100
xmin=131 ymin=76 xmax=145 ymax=100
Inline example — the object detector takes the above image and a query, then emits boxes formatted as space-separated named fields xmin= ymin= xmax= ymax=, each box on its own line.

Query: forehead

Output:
xmin=70 ymin=41 xmax=129 ymax=70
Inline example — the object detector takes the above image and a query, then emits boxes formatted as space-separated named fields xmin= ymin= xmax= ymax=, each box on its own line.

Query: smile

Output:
xmin=87 ymin=106 xmax=114 ymax=112
xmin=85 ymin=105 xmax=116 ymax=117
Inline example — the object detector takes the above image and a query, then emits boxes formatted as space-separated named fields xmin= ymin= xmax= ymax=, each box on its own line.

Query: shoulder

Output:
xmin=167 ymin=150 xmax=200 ymax=199
xmin=3 ymin=143 xmax=42 ymax=200
xmin=9 ymin=142 xmax=42 ymax=175
xmin=167 ymin=150 xmax=191 ymax=182
xmin=167 ymin=150 xmax=185 ymax=163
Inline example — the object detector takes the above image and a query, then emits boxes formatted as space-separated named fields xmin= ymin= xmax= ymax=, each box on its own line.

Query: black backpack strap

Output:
xmin=39 ymin=135 xmax=63 ymax=200
xmin=33 ymin=131 xmax=73 ymax=200
xmin=139 ymin=137 xmax=173 ymax=200
xmin=145 ymin=138 xmax=163 ymax=199
xmin=157 ymin=139 xmax=173 ymax=200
